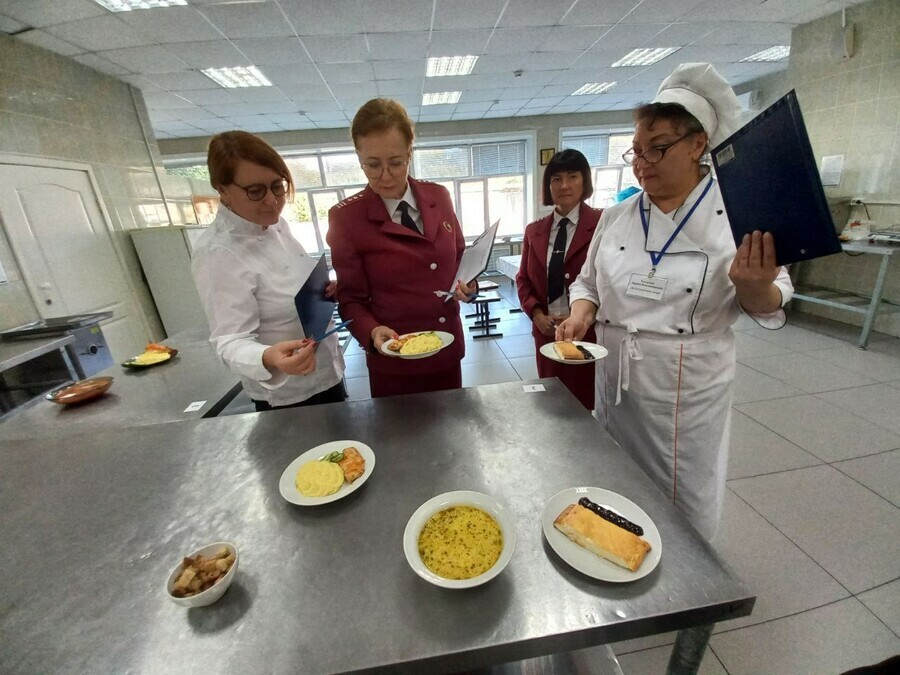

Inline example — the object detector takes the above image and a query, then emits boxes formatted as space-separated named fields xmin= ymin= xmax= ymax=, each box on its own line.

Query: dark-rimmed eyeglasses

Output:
xmin=232 ymin=179 xmax=289 ymax=201
xmin=360 ymin=158 xmax=409 ymax=178
xmin=622 ymin=134 xmax=693 ymax=164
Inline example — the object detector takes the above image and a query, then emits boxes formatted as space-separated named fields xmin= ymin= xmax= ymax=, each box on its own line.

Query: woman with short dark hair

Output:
xmin=516 ymin=149 xmax=601 ymax=409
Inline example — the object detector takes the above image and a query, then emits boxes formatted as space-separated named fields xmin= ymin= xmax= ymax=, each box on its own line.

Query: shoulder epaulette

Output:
xmin=333 ymin=192 xmax=365 ymax=210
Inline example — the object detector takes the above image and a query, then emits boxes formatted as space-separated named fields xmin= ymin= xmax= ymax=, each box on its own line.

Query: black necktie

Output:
xmin=396 ymin=200 xmax=419 ymax=233
xmin=547 ymin=217 xmax=569 ymax=303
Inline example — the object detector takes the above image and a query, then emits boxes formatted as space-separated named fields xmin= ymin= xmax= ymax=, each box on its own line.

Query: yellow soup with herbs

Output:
xmin=418 ymin=505 xmax=503 ymax=580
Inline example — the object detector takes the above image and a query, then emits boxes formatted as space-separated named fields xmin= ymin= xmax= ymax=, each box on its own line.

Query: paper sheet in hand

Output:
xmin=294 ymin=255 xmax=335 ymax=341
xmin=444 ymin=220 xmax=500 ymax=298
xmin=711 ymin=90 xmax=841 ymax=266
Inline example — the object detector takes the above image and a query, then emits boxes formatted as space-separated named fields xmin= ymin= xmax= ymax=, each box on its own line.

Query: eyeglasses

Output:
xmin=622 ymin=134 xmax=693 ymax=164
xmin=360 ymin=158 xmax=409 ymax=178
xmin=232 ymin=179 xmax=289 ymax=201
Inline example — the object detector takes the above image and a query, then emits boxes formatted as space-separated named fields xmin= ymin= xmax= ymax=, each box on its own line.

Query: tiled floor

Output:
xmin=229 ymin=275 xmax=900 ymax=673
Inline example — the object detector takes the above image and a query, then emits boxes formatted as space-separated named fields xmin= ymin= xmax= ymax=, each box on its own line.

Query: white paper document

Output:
xmin=440 ymin=219 xmax=500 ymax=299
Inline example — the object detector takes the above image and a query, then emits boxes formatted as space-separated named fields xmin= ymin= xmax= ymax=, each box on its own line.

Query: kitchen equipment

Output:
xmin=0 ymin=313 xmax=114 ymax=378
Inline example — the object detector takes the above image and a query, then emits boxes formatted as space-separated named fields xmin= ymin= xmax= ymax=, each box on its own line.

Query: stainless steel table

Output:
xmin=0 ymin=379 xmax=752 ymax=674
xmin=0 ymin=328 xmax=240 ymax=440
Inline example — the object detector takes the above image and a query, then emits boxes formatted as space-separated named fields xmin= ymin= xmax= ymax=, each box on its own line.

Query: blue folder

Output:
xmin=294 ymin=255 xmax=335 ymax=341
xmin=711 ymin=90 xmax=842 ymax=266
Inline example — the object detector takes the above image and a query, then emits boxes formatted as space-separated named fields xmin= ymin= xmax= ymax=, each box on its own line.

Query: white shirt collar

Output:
xmin=382 ymin=183 xmax=418 ymax=218
xmin=552 ymin=204 xmax=580 ymax=228
xmin=218 ymin=204 xmax=280 ymax=235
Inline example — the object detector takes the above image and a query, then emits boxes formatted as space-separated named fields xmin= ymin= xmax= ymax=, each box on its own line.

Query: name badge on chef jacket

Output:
xmin=626 ymin=273 xmax=668 ymax=301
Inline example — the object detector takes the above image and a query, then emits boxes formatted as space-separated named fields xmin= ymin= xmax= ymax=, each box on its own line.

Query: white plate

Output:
xmin=278 ymin=440 xmax=375 ymax=506
xmin=539 ymin=341 xmax=608 ymax=364
xmin=403 ymin=490 xmax=517 ymax=589
xmin=541 ymin=487 xmax=661 ymax=582
xmin=380 ymin=331 xmax=455 ymax=359
xmin=166 ymin=541 xmax=238 ymax=607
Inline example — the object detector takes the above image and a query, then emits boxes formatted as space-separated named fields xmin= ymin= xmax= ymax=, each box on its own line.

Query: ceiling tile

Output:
xmin=376 ymin=79 xmax=424 ymax=96
xmin=451 ymin=110 xmax=485 ymax=120
xmin=561 ymin=0 xmax=643 ymax=25
xmin=483 ymin=27 xmax=552 ymax=55
xmin=282 ymin=97 xmax=340 ymax=113
xmin=419 ymin=103 xmax=457 ymax=115
xmin=624 ymin=0 xmax=708 ymax=23
xmin=496 ymin=0 xmax=570 ymax=28
xmin=489 ymin=98 xmax=531 ymax=110
xmin=0 ymin=0 xmax=106 ymax=28
xmin=329 ymin=81 xmax=378 ymax=99
xmin=262 ymin=63 xmax=325 ymax=86
xmin=317 ymin=62 xmax=375 ymax=84
xmin=306 ymin=110 xmax=350 ymax=122
xmin=266 ymin=112 xmax=310 ymax=127
xmin=539 ymin=26 xmax=611 ymax=51
xmin=46 ymin=15 xmax=155 ymax=51
xmin=500 ymin=86 xmax=544 ymax=99
xmin=523 ymin=95 xmax=563 ymax=108
xmin=453 ymin=101 xmax=492 ymax=112
xmin=224 ymin=115 xmax=282 ymax=131
xmin=99 ymin=46 xmax=190 ymax=74
xmin=428 ymin=29 xmax=491 ymax=56
xmin=145 ymin=71 xmax=222 ymax=92
xmin=701 ymin=22 xmax=794 ymax=46
xmin=117 ymin=6 xmax=223 ymax=44
xmin=590 ymin=23 xmax=668 ymax=52
xmin=359 ymin=0 xmax=433 ymax=33
xmin=14 ymin=29 xmax=85 ymax=56
xmin=433 ymin=0 xmax=507 ymax=30
xmin=142 ymin=91 xmax=197 ymax=109
xmin=166 ymin=41 xmax=251 ymax=69
xmin=199 ymin=2 xmax=295 ymax=39
xmin=231 ymin=37 xmax=312 ymax=65
xmin=121 ymin=75 xmax=165 ymax=92
xmin=238 ymin=87 xmax=292 ymax=103
xmin=303 ymin=34 xmax=370 ymax=63
xmin=373 ymin=59 xmax=425 ymax=80
xmin=280 ymin=0 xmax=366 ymax=35
xmin=169 ymin=106 xmax=219 ymax=121
xmin=179 ymin=88 xmax=246 ymax=106
xmin=482 ymin=108 xmax=518 ymax=118
xmin=646 ymin=22 xmax=716 ymax=47
xmin=71 ymin=52 xmax=132 ymax=76
xmin=367 ymin=31 xmax=429 ymax=61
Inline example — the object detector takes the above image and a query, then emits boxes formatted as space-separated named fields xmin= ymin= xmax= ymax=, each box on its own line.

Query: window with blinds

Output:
xmin=560 ymin=128 xmax=635 ymax=208
xmin=472 ymin=141 xmax=526 ymax=176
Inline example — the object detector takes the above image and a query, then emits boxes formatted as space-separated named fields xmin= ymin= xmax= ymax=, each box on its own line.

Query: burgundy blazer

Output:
xmin=327 ymin=178 xmax=466 ymax=376
xmin=516 ymin=201 xmax=602 ymax=340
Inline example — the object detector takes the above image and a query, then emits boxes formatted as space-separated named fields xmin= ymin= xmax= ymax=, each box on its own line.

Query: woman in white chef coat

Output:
xmin=557 ymin=63 xmax=793 ymax=541
xmin=192 ymin=131 xmax=345 ymax=411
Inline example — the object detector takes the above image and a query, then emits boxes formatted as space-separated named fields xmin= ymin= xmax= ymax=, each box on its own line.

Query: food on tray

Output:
xmin=553 ymin=341 xmax=584 ymax=360
xmin=295 ymin=460 xmax=345 ymax=497
xmin=577 ymin=497 xmax=644 ymax=536
xmin=398 ymin=332 xmax=442 ymax=355
xmin=387 ymin=335 xmax=411 ymax=352
xmin=418 ymin=505 xmax=503 ymax=580
xmin=296 ymin=446 xmax=366 ymax=497
xmin=337 ymin=446 xmax=366 ymax=483
xmin=146 ymin=343 xmax=176 ymax=354
xmin=171 ymin=547 xmax=235 ymax=598
xmin=554 ymin=503 xmax=651 ymax=572
xmin=126 ymin=343 xmax=177 ymax=366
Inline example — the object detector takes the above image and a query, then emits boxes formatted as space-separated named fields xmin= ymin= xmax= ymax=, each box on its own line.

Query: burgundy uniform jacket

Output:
xmin=327 ymin=178 xmax=466 ymax=377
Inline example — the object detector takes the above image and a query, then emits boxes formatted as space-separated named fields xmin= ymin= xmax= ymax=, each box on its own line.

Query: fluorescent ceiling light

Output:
xmin=423 ymin=91 xmax=461 ymax=105
xmin=740 ymin=46 xmax=790 ymax=62
xmin=572 ymin=82 xmax=617 ymax=96
xmin=611 ymin=47 xmax=680 ymax=67
xmin=92 ymin=0 xmax=187 ymax=11
xmin=426 ymin=55 xmax=478 ymax=77
xmin=202 ymin=66 xmax=272 ymax=88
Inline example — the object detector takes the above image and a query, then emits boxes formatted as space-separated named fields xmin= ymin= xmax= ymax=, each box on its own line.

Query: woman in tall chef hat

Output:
xmin=557 ymin=63 xmax=794 ymax=541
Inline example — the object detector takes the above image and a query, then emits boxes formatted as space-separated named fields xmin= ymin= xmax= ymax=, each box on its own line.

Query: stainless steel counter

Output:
xmin=0 ymin=328 xmax=240 ymax=440
xmin=0 ymin=379 xmax=753 ymax=674
xmin=0 ymin=334 xmax=74 ymax=373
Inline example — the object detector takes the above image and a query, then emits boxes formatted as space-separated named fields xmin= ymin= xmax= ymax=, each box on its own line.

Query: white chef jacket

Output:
xmin=191 ymin=206 xmax=344 ymax=406
xmin=569 ymin=177 xmax=793 ymax=541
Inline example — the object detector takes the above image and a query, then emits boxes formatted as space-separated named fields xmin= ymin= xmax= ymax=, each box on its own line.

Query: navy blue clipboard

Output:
xmin=294 ymin=255 xmax=335 ymax=341
xmin=711 ymin=90 xmax=842 ymax=266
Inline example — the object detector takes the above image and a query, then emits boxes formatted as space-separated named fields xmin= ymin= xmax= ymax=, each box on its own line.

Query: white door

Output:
xmin=0 ymin=163 xmax=148 ymax=360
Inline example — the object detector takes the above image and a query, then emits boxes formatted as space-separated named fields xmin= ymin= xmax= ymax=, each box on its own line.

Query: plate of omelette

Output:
xmin=279 ymin=440 xmax=375 ymax=506
xmin=380 ymin=331 xmax=454 ymax=359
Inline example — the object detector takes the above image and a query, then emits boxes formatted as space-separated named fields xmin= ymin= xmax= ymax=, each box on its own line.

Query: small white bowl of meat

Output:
xmin=403 ymin=491 xmax=516 ymax=589
xmin=166 ymin=542 xmax=238 ymax=607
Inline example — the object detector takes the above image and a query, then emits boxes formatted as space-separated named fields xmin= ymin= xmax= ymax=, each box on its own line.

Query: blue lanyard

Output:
xmin=639 ymin=177 xmax=714 ymax=275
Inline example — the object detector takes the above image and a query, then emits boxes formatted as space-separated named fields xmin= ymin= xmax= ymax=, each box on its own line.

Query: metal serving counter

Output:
xmin=0 ymin=328 xmax=240 ymax=440
xmin=0 ymin=379 xmax=753 ymax=674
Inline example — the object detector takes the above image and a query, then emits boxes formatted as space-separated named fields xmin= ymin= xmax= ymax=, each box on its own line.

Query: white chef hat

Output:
xmin=653 ymin=63 xmax=742 ymax=149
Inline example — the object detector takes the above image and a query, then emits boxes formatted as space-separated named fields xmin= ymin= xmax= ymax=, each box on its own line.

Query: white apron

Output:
xmin=574 ymin=179 xmax=791 ymax=541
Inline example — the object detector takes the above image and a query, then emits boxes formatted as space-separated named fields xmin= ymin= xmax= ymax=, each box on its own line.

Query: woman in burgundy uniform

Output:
xmin=516 ymin=150 xmax=601 ymax=409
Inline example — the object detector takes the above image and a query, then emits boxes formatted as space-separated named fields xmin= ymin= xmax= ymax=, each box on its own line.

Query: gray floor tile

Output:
xmin=460 ymin=340 xmax=507 ymax=364
xmin=616 ymin=643 xmax=727 ymax=675
xmin=743 ymin=323 xmax=851 ymax=352
xmin=461 ymin=360 xmax=520 ymax=387
xmin=817 ymin=383 xmax=900 ymax=436
xmin=611 ymin=632 xmax=677 ymax=655
xmin=857 ymin=579 xmax=900 ymax=637
xmin=343 ymin=338 xmax=365 ymax=356
xmin=805 ymin=345 xmax=900 ymax=382
xmin=713 ymin=490 xmax=849 ymax=630
xmin=732 ymin=363 xmax=804 ymax=404
xmin=729 ymin=465 xmax=900 ymax=593
xmin=342 ymin=353 xmax=368 ymax=379
xmin=495 ymin=334 xmax=537 ymax=360
xmin=710 ymin=598 xmax=900 ymax=675
xmin=735 ymin=330 xmax=793 ymax=360
xmin=736 ymin=395 xmax=900 ymax=462
xmin=508 ymin=355 xmax=539 ymax=380
xmin=740 ymin=352 xmax=878 ymax=393
xmin=833 ymin=449 xmax=900 ymax=507
xmin=727 ymin=410 xmax=822 ymax=479
xmin=345 ymin=376 xmax=370 ymax=401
